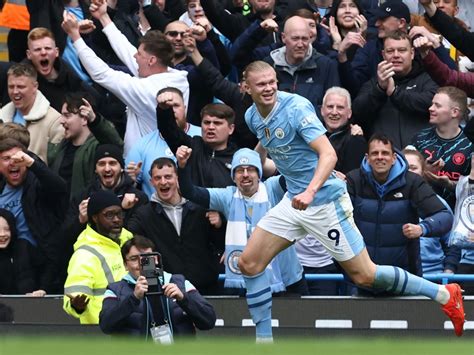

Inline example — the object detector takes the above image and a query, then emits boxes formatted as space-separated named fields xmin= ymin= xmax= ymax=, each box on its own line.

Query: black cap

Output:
xmin=94 ymin=144 xmax=124 ymax=168
xmin=87 ymin=190 xmax=121 ymax=220
xmin=373 ymin=0 xmax=410 ymax=23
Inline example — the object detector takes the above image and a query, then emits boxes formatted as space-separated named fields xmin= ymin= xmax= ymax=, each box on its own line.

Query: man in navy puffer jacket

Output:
xmin=346 ymin=133 xmax=453 ymax=281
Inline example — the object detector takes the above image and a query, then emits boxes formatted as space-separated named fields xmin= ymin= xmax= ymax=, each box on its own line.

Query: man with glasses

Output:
xmin=63 ymin=190 xmax=133 ymax=324
xmin=99 ymin=235 xmax=216 ymax=337
xmin=163 ymin=20 xmax=220 ymax=120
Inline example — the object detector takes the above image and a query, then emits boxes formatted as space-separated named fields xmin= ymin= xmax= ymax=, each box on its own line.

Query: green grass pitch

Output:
xmin=0 ymin=337 xmax=473 ymax=355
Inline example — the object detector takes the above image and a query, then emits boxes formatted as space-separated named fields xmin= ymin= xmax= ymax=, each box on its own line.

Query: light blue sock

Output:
xmin=374 ymin=265 xmax=439 ymax=299
xmin=243 ymin=270 xmax=273 ymax=339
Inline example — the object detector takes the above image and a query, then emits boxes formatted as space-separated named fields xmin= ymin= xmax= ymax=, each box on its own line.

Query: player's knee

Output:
xmin=238 ymin=254 xmax=262 ymax=277
xmin=351 ymin=273 xmax=375 ymax=288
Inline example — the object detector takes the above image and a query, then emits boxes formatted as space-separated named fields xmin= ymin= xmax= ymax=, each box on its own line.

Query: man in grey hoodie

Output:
xmin=126 ymin=157 xmax=224 ymax=295
xmin=264 ymin=15 xmax=340 ymax=116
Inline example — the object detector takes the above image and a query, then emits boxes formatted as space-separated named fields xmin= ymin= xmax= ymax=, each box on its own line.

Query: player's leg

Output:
xmin=338 ymin=249 xmax=465 ymax=336
xmin=239 ymin=226 xmax=292 ymax=277
xmin=239 ymin=196 xmax=306 ymax=342
xmin=238 ymin=226 xmax=292 ymax=342
xmin=311 ymin=192 xmax=465 ymax=336
xmin=339 ymin=248 xmax=440 ymax=298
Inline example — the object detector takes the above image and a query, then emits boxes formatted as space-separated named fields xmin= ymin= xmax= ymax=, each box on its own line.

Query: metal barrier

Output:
xmin=219 ymin=273 xmax=474 ymax=285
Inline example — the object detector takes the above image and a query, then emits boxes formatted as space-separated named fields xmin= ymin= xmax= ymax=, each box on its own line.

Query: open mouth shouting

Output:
xmin=101 ymin=172 xmax=117 ymax=187
xmin=5 ymin=165 xmax=25 ymax=186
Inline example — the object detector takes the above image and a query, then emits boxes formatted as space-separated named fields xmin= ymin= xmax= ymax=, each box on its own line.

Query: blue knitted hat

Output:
xmin=231 ymin=148 xmax=262 ymax=179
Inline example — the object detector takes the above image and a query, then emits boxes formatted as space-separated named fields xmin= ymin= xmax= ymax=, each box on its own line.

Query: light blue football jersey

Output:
xmin=245 ymin=91 xmax=346 ymax=206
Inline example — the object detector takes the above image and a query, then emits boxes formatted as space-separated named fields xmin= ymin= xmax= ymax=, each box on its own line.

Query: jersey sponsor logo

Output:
xmin=266 ymin=145 xmax=292 ymax=154
xmin=266 ymin=145 xmax=292 ymax=160
xmin=301 ymin=114 xmax=317 ymax=128
xmin=437 ymin=170 xmax=461 ymax=181
xmin=275 ymin=128 xmax=285 ymax=139
xmin=453 ymin=152 xmax=466 ymax=166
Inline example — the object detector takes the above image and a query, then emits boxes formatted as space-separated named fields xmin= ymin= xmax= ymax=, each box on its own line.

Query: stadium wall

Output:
xmin=0 ymin=296 xmax=472 ymax=337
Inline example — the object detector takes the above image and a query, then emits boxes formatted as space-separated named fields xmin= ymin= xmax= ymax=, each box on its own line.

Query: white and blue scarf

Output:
xmin=224 ymin=182 xmax=286 ymax=292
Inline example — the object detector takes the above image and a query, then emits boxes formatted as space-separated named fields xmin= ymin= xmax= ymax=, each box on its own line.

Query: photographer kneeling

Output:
xmin=99 ymin=236 xmax=216 ymax=339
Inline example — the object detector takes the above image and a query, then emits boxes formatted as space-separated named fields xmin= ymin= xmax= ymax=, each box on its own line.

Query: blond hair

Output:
xmin=242 ymin=61 xmax=274 ymax=81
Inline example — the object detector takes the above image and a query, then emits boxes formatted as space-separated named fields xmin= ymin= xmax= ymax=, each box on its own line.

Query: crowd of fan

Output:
xmin=0 ymin=0 xmax=474 ymax=306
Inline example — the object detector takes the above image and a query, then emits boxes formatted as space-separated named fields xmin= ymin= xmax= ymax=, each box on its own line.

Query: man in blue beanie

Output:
xmin=176 ymin=146 xmax=306 ymax=297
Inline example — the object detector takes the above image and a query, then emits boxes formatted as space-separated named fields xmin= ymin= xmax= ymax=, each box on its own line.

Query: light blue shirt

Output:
xmin=0 ymin=185 xmax=36 ymax=246
xmin=13 ymin=110 xmax=26 ymax=126
xmin=245 ymin=91 xmax=346 ymax=206
xmin=125 ymin=124 xmax=201 ymax=197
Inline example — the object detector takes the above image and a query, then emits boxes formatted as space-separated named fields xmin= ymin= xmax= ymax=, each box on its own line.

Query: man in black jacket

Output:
xmin=99 ymin=235 xmax=216 ymax=338
xmin=321 ymin=86 xmax=367 ymax=174
xmin=157 ymin=90 xmax=238 ymax=188
xmin=0 ymin=138 xmax=68 ymax=294
xmin=352 ymin=30 xmax=438 ymax=148
xmin=126 ymin=158 xmax=223 ymax=295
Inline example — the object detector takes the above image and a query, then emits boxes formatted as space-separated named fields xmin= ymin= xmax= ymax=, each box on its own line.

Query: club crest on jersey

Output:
xmin=275 ymin=128 xmax=285 ymax=139
xmin=453 ymin=152 xmax=466 ymax=166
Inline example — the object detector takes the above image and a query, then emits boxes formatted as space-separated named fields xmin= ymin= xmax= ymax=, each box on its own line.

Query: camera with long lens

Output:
xmin=140 ymin=252 xmax=164 ymax=295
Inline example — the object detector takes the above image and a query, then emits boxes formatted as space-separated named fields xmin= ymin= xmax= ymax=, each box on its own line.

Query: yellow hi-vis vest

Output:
xmin=63 ymin=225 xmax=132 ymax=324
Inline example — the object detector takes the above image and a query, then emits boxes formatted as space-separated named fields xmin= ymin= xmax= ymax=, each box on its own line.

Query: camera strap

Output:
xmin=147 ymin=294 xmax=173 ymax=344
xmin=147 ymin=293 xmax=169 ymax=327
